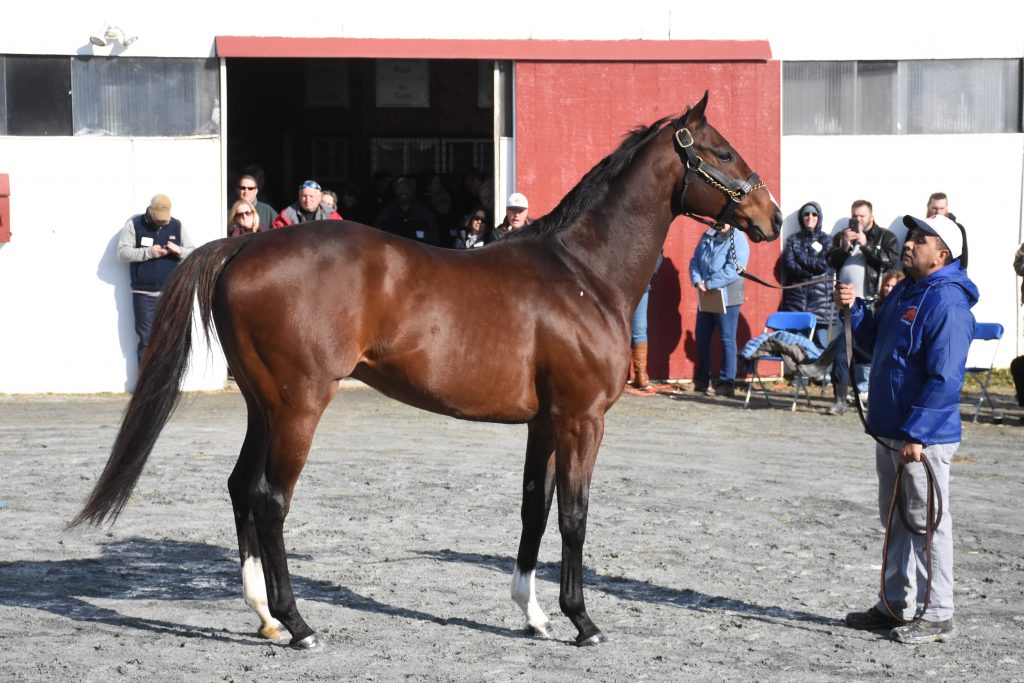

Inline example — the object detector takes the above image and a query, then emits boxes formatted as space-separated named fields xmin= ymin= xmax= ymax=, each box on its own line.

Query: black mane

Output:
xmin=504 ymin=114 xmax=675 ymax=241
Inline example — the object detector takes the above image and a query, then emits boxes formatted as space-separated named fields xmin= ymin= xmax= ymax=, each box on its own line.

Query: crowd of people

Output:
xmin=221 ymin=165 xmax=532 ymax=250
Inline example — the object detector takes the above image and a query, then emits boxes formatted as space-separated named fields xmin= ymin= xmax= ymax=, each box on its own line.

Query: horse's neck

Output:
xmin=564 ymin=141 xmax=680 ymax=307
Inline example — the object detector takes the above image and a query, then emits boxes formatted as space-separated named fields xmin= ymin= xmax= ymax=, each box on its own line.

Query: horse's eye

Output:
xmin=717 ymin=151 xmax=734 ymax=162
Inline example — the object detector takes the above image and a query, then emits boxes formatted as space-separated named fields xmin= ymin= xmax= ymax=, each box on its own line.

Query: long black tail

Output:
xmin=69 ymin=237 xmax=249 ymax=528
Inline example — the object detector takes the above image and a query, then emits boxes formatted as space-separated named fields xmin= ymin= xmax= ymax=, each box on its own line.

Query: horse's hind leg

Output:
xmin=249 ymin=391 xmax=334 ymax=649
xmin=553 ymin=410 xmax=608 ymax=646
xmin=511 ymin=419 xmax=557 ymax=638
xmin=227 ymin=401 xmax=286 ymax=640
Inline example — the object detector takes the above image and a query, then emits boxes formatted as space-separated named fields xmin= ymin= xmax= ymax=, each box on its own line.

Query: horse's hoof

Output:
xmin=257 ymin=622 xmax=288 ymax=641
xmin=525 ymin=621 xmax=555 ymax=639
xmin=289 ymin=634 xmax=323 ymax=651
xmin=575 ymin=631 xmax=609 ymax=647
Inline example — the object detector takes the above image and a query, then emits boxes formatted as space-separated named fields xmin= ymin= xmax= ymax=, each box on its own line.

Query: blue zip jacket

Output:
xmin=850 ymin=261 xmax=979 ymax=445
xmin=689 ymin=228 xmax=750 ymax=307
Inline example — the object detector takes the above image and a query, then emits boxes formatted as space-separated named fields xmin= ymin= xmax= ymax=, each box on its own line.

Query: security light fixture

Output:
xmin=89 ymin=25 xmax=137 ymax=48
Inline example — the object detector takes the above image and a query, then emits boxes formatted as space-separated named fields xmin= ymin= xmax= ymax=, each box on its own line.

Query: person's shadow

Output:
xmin=97 ymin=231 xmax=138 ymax=390
xmin=648 ymin=257 xmax=682 ymax=379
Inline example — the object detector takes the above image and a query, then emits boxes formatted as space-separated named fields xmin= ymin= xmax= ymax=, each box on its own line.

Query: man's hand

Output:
xmin=165 ymin=241 xmax=183 ymax=256
xmin=843 ymin=227 xmax=866 ymax=250
xmin=151 ymin=244 xmax=169 ymax=258
xmin=900 ymin=442 xmax=923 ymax=464
xmin=835 ymin=282 xmax=856 ymax=308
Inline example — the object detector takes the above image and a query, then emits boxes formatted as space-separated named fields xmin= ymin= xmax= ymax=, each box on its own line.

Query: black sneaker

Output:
xmin=890 ymin=617 xmax=957 ymax=644
xmin=716 ymin=383 xmax=736 ymax=398
xmin=844 ymin=607 xmax=902 ymax=631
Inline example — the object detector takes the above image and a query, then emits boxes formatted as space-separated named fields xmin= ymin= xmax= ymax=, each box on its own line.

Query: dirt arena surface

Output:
xmin=1 ymin=384 xmax=1021 ymax=682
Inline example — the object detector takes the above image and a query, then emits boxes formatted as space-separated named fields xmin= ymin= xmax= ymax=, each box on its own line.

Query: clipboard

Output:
xmin=698 ymin=288 xmax=726 ymax=314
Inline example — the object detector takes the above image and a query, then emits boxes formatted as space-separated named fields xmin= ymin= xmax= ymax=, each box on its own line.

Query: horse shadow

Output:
xmin=0 ymin=537 xmax=512 ymax=646
xmin=0 ymin=537 xmax=837 ymax=646
xmin=413 ymin=549 xmax=837 ymax=633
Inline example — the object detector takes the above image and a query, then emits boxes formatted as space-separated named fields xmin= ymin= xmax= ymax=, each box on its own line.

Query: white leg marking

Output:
xmin=242 ymin=555 xmax=286 ymax=639
xmin=511 ymin=564 xmax=553 ymax=638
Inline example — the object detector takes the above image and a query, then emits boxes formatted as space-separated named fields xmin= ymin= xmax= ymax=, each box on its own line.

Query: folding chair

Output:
xmin=964 ymin=322 xmax=1004 ymax=423
xmin=743 ymin=311 xmax=817 ymax=411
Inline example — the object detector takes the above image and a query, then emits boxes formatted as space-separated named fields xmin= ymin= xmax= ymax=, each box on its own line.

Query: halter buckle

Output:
xmin=674 ymin=128 xmax=694 ymax=149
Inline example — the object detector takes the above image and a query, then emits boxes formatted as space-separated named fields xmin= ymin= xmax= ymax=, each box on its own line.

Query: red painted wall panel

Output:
xmin=516 ymin=61 xmax=781 ymax=380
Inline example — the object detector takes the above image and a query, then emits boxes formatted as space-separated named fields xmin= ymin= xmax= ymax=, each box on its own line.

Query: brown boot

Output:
xmin=630 ymin=343 xmax=651 ymax=389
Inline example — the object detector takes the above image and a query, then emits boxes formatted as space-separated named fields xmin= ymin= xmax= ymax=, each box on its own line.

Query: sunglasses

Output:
xmin=300 ymin=180 xmax=321 ymax=190
xmin=238 ymin=185 xmax=257 ymax=191
xmin=237 ymin=210 xmax=253 ymax=216
xmin=472 ymin=215 xmax=485 ymax=220
xmin=801 ymin=211 xmax=818 ymax=217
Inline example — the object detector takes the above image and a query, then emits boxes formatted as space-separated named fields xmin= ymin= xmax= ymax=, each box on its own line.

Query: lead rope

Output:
xmin=725 ymin=228 xmax=834 ymax=290
xmin=843 ymin=305 xmax=942 ymax=624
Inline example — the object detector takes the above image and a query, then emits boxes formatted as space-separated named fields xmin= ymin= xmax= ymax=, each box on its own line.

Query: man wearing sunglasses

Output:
xmin=272 ymin=179 xmax=342 ymax=228
xmin=234 ymin=174 xmax=277 ymax=230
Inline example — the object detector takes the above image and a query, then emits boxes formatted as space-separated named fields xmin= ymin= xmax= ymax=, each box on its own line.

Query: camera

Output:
xmin=848 ymin=217 xmax=861 ymax=232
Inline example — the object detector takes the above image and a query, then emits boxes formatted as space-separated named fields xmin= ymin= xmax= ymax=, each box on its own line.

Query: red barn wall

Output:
xmin=516 ymin=61 xmax=781 ymax=381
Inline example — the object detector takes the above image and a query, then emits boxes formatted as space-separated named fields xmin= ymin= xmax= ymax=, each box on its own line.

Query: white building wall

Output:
xmin=781 ymin=134 xmax=1024 ymax=368
xmin=0 ymin=137 xmax=227 ymax=393
xmin=0 ymin=1 xmax=1022 ymax=393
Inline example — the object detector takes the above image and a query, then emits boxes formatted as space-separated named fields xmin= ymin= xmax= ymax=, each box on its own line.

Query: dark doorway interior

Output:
xmin=225 ymin=57 xmax=493 ymax=233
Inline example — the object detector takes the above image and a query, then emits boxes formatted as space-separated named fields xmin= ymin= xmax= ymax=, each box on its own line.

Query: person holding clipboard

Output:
xmin=689 ymin=223 xmax=749 ymax=397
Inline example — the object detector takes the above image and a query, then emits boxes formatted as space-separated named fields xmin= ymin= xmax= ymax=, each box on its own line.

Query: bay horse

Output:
xmin=71 ymin=92 xmax=782 ymax=649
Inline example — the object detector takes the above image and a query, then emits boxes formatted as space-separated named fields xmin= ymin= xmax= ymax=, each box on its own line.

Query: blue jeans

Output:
xmin=695 ymin=304 xmax=740 ymax=387
xmin=132 ymin=292 xmax=160 ymax=364
xmin=631 ymin=289 xmax=650 ymax=346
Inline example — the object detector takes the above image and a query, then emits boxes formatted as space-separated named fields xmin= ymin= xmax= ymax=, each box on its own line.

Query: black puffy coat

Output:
xmin=781 ymin=202 xmax=834 ymax=325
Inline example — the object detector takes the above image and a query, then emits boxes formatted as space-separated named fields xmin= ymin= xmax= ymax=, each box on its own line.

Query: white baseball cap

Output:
xmin=507 ymin=192 xmax=529 ymax=209
xmin=902 ymin=214 xmax=963 ymax=259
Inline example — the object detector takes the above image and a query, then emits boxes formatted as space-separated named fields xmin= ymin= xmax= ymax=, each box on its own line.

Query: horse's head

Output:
xmin=670 ymin=91 xmax=782 ymax=243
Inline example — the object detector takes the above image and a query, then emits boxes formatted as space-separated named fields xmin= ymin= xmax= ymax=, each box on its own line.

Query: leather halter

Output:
xmin=670 ymin=119 xmax=765 ymax=231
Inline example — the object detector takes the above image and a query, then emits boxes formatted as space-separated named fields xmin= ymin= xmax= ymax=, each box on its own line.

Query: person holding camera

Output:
xmin=822 ymin=200 xmax=900 ymax=414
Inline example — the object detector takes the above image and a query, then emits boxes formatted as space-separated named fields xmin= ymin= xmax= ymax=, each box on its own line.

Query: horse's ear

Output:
xmin=684 ymin=90 xmax=709 ymax=128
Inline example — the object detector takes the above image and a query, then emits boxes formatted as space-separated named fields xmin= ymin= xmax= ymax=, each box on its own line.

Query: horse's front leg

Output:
xmin=553 ymin=410 xmax=609 ymax=646
xmin=511 ymin=418 xmax=557 ymax=638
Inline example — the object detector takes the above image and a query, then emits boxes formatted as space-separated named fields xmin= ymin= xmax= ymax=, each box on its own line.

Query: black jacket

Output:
xmin=781 ymin=201 xmax=834 ymax=324
xmin=827 ymin=222 xmax=900 ymax=299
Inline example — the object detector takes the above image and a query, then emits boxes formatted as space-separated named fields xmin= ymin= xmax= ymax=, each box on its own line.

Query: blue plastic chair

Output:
xmin=743 ymin=311 xmax=817 ymax=411
xmin=965 ymin=322 xmax=1004 ymax=423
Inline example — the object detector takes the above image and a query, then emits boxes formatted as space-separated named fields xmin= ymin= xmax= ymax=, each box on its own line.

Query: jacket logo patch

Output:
xmin=901 ymin=307 xmax=917 ymax=322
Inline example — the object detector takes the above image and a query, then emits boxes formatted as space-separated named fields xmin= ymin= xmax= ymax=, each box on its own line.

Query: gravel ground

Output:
xmin=0 ymin=384 xmax=1021 ymax=682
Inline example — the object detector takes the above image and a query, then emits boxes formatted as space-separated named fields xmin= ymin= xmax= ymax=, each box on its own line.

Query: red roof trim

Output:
xmin=215 ymin=37 xmax=771 ymax=62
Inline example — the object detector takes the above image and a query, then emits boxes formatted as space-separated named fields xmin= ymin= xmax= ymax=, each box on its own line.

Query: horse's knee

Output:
xmin=557 ymin=507 xmax=589 ymax=543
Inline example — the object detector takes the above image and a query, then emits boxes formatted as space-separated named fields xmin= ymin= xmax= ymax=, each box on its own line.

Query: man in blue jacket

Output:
xmin=840 ymin=213 xmax=977 ymax=644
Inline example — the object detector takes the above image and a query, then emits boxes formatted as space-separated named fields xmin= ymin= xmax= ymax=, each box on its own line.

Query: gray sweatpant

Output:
xmin=874 ymin=438 xmax=957 ymax=622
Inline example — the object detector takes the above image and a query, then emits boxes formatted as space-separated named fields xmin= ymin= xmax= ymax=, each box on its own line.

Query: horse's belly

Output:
xmin=351 ymin=362 xmax=538 ymax=424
